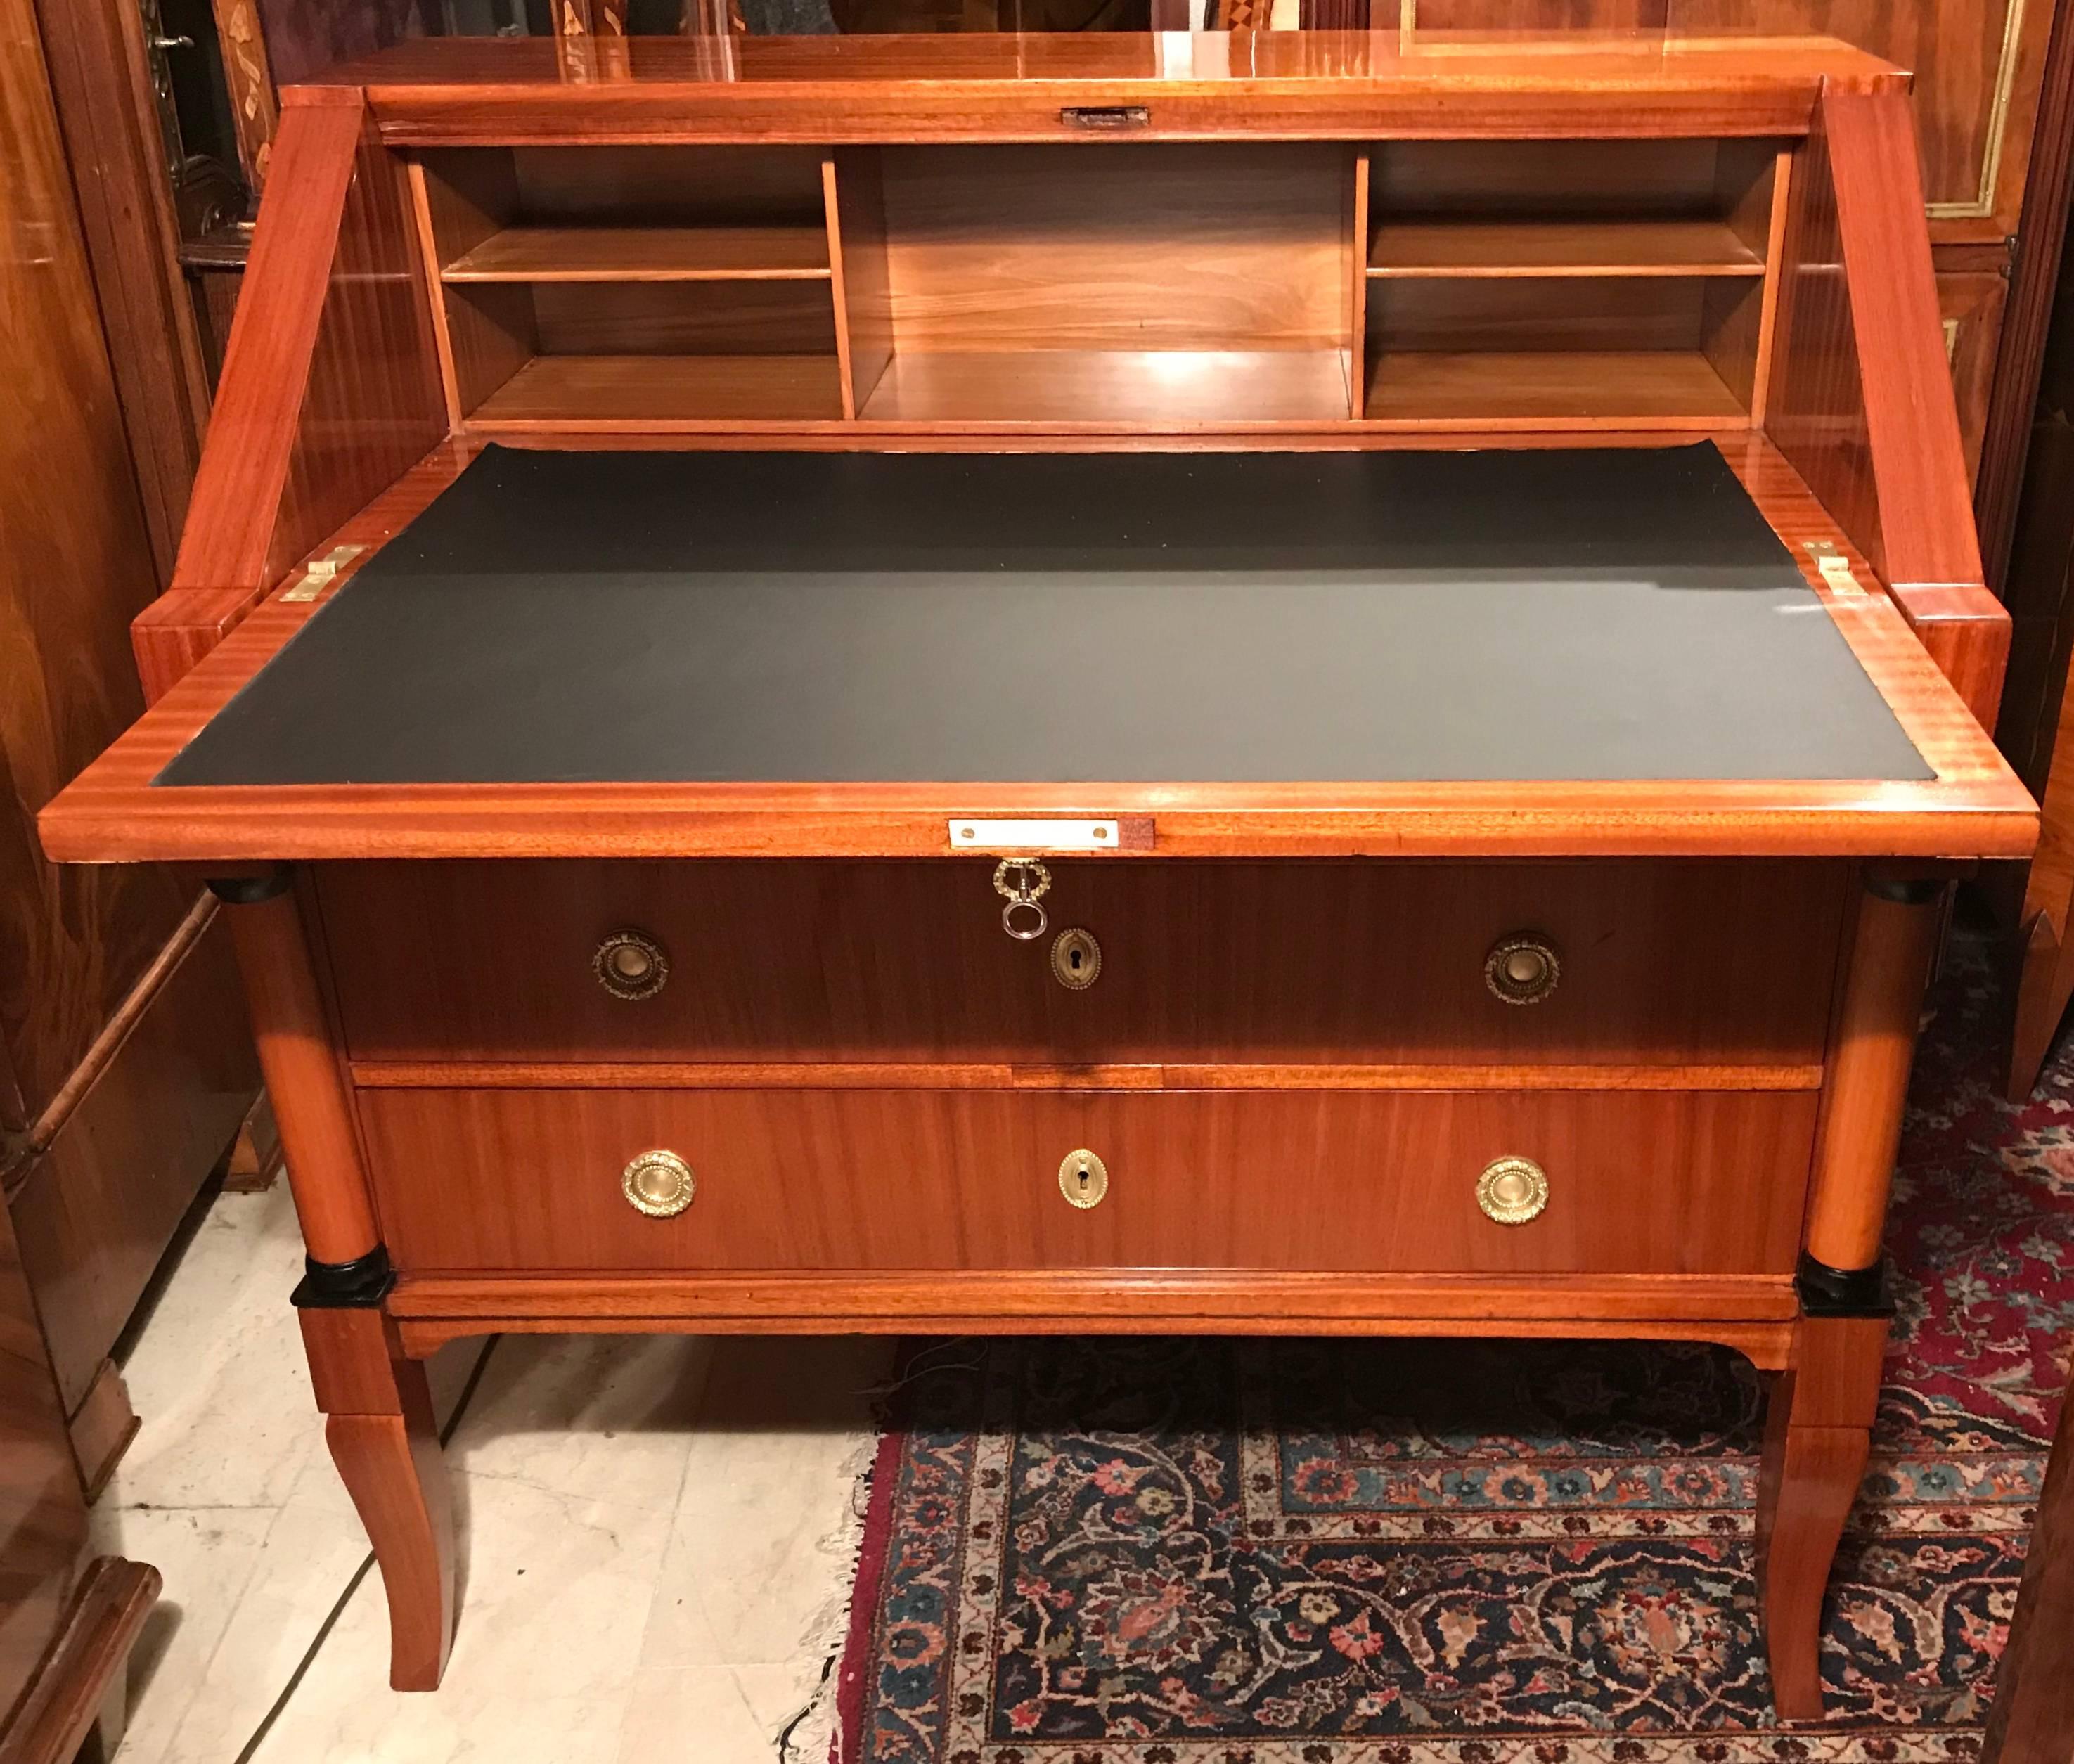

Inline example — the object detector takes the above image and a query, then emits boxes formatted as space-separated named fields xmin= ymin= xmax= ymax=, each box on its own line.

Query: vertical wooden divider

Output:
xmin=830 ymin=148 xmax=895 ymax=418
xmin=1349 ymin=148 xmax=1370 ymax=420
xmin=820 ymin=157 xmax=859 ymax=422
xmin=405 ymin=160 xmax=467 ymax=430
xmin=1748 ymin=148 xmax=1794 ymax=428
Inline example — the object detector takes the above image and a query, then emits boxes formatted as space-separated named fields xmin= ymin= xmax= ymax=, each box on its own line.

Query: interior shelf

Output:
xmin=1367 ymin=219 xmax=1765 ymax=279
xmin=858 ymin=349 xmax=1352 ymax=426
xmin=1363 ymin=351 xmax=1747 ymax=425
xmin=468 ymin=354 xmax=846 ymax=427
xmin=443 ymin=225 xmax=832 ymax=283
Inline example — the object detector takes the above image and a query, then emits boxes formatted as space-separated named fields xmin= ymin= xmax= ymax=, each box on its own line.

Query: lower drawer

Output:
xmin=359 ymin=1086 xmax=1815 ymax=1276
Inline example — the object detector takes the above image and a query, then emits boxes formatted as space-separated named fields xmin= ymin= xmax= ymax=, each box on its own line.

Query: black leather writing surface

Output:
xmin=155 ymin=443 xmax=1931 ymax=787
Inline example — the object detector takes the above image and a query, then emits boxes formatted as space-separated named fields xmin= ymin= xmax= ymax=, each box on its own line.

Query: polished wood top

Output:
xmin=295 ymin=32 xmax=1907 ymax=145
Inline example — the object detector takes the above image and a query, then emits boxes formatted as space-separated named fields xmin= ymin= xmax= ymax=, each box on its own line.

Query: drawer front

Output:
xmin=321 ymin=858 xmax=1846 ymax=1067
xmin=359 ymin=1086 xmax=1816 ymax=1276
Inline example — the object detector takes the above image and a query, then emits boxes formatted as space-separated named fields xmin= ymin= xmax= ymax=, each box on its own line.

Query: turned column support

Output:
xmin=210 ymin=863 xmax=452 ymax=1690
xmin=210 ymin=864 xmax=383 ymax=1270
xmin=1801 ymin=873 xmax=1944 ymax=1284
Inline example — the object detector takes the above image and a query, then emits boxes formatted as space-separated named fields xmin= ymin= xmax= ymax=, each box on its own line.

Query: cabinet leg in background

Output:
xmin=298 ymin=1268 xmax=454 ymax=1692
xmin=2009 ymin=910 xmax=2074 ymax=1100
xmin=1757 ymin=1305 xmax=1888 ymax=1722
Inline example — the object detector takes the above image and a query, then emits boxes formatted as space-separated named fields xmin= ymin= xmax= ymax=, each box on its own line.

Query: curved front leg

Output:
xmin=302 ymin=1303 xmax=456 ymax=1691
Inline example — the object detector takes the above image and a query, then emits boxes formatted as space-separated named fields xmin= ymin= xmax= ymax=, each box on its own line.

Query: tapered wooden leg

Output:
xmin=302 ymin=1308 xmax=456 ymax=1691
xmin=1757 ymin=1314 xmax=1888 ymax=1723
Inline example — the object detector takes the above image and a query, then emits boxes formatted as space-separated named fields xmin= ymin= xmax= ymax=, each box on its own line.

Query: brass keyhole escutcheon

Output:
xmin=621 ymin=1150 xmax=696 ymax=1218
xmin=1484 ymin=934 xmax=1560 ymax=1006
xmin=1058 ymin=1148 xmax=1109 ymax=1209
xmin=595 ymin=929 xmax=670 ymax=1001
xmin=1050 ymin=927 xmax=1102 ymax=991
xmin=1476 ymin=1156 xmax=1549 ymax=1225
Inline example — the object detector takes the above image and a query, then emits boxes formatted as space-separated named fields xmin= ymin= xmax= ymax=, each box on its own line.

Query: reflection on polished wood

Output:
xmin=443 ymin=223 xmax=832 ymax=281
xmin=1368 ymin=217 xmax=1764 ymax=276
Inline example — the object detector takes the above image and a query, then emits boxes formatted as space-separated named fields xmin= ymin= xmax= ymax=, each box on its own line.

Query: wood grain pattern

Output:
xmin=295 ymin=33 xmax=1903 ymax=147
xmin=0 ymin=1 xmax=193 ymax=1125
xmin=316 ymin=858 xmax=1846 ymax=1067
xmin=858 ymin=349 xmax=1353 ymax=427
xmin=1822 ymin=91 xmax=1989 ymax=592
xmin=0 ymin=1554 xmax=159 ymax=1764
xmin=0 ymin=1197 xmax=86 ymax=1750
xmin=1980 ymin=1353 xmax=2074 ymax=1763
xmin=221 ymin=883 xmax=381 ymax=1264
xmin=1365 ymin=350 xmax=1746 ymax=425
xmin=1802 ymin=880 xmax=1943 ymax=1272
xmin=27 ymin=0 xmax=212 ymax=584
xmin=383 ymin=1266 xmax=1802 ymax=1335
xmin=1367 ymin=217 xmax=1764 ymax=276
xmin=350 ymin=1061 xmax=1827 ymax=1092
xmin=444 ymin=224 xmax=830 ymax=281
xmin=8 ymin=910 xmax=253 ymax=1411
xmin=876 ymin=143 xmax=1348 ymax=354
xmin=1767 ymin=92 xmax=2010 ymax=728
xmin=1756 ymin=1313 xmax=1888 ymax=1723
xmin=356 ymin=1085 xmax=1819 ymax=1277
xmin=299 ymin=1309 xmax=453 ymax=1692
xmin=136 ymin=102 xmax=445 ymax=703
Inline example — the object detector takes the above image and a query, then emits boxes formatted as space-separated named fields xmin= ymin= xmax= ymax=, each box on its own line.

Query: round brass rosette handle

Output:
xmin=1058 ymin=1148 xmax=1109 ymax=1209
xmin=621 ymin=1150 xmax=696 ymax=1218
xmin=1476 ymin=1156 xmax=1549 ymax=1226
xmin=1484 ymin=934 xmax=1561 ymax=1006
xmin=594 ymin=929 xmax=669 ymax=1001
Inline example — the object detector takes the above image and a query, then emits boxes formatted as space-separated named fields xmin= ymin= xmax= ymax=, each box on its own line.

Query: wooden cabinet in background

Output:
xmin=2 ymin=0 xmax=258 ymax=1749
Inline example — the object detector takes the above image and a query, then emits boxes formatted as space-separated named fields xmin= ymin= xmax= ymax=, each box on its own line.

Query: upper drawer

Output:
xmin=317 ymin=858 xmax=1846 ymax=1067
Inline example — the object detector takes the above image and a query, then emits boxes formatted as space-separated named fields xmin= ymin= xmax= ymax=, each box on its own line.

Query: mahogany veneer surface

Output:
xmin=319 ymin=857 xmax=1846 ymax=1067
xmin=357 ymin=1086 xmax=1819 ymax=1277
xmin=154 ymin=442 xmax=1927 ymax=789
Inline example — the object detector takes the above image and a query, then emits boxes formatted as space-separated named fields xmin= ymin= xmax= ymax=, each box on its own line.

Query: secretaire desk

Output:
xmin=36 ymin=27 xmax=2040 ymax=1722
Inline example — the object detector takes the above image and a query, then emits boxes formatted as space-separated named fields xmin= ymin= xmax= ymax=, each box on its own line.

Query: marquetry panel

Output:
xmin=318 ymin=858 xmax=1847 ymax=1068
xmin=358 ymin=1084 xmax=1819 ymax=1276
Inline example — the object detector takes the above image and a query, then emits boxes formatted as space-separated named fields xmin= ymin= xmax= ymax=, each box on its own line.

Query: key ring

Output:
xmin=993 ymin=859 xmax=1051 ymax=941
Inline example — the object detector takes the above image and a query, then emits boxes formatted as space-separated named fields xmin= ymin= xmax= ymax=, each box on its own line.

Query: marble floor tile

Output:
xmin=154 ymin=1337 xmax=492 ymax=1764
xmin=94 ymin=1186 xmax=894 ymax=1761
xmin=240 ymin=1333 xmax=718 ymax=1764
xmin=638 ymin=1336 xmax=893 ymax=1672
xmin=105 ymin=1183 xmax=316 ymax=1513
xmin=617 ymin=1663 xmax=844 ymax=1764
xmin=90 ymin=1500 xmax=276 ymax=1764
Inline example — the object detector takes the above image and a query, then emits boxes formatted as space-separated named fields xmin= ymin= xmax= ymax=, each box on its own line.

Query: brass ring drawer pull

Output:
xmin=622 ymin=1150 xmax=696 ymax=1218
xmin=1484 ymin=934 xmax=1560 ymax=1005
xmin=594 ymin=929 xmax=669 ymax=1000
xmin=1477 ymin=1156 xmax=1549 ymax=1225
xmin=1059 ymin=1148 xmax=1109 ymax=1209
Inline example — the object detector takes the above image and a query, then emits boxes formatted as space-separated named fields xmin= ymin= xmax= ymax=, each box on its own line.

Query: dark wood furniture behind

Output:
xmin=39 ymin=32 xmax=2037 ymax=1725
xmin=2 ymin=0 xmax=259 ymax=1750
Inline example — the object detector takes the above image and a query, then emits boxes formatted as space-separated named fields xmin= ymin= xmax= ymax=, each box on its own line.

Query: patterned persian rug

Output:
xmin=834 ymin=937 xmax=2074 ymax=1763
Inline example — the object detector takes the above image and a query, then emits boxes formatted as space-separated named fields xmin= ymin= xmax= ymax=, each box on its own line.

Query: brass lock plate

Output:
xmin=1050 ymin=927 xmax=1102 ymax=990
xmin=1058 ymin=1148 xmax=1109 ymax=1209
